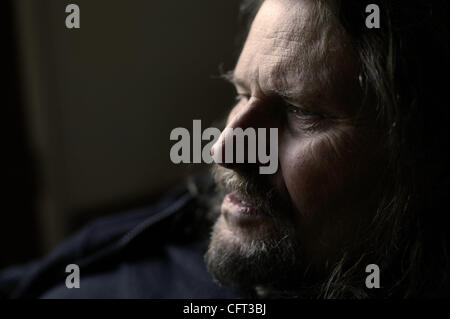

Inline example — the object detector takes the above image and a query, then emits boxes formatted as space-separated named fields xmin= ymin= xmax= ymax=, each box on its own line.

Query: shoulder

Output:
xmin=0 ymin=174 xmax=236 ymax=298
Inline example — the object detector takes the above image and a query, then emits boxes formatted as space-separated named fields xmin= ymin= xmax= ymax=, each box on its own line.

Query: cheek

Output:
xmin=279 ymin=127 xmax=373 ymax=223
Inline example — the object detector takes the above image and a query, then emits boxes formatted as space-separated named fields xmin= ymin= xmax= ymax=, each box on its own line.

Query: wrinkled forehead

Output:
xmin=234 ymin=0 xmax=355 ymax=99
xmin=249 ymin=0 xmax=324 ymax=43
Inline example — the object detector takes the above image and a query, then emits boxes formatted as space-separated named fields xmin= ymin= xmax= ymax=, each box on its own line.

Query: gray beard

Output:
xmin=204 ymin=213 xmax=309 ymax=292
xmin=203 ymin=165 xmax=318 ymax=295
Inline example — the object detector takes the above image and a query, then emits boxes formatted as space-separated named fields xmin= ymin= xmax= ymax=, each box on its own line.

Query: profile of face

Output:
xmin=205 ymin=0 xmax=386 ymax=292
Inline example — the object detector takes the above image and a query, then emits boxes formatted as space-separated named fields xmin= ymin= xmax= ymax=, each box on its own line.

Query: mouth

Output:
xmin=221 ymin=191 xmax=270 ymax=227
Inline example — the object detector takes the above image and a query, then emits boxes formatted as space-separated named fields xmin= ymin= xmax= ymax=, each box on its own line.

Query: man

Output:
xmin=1 ymin=0 xmax=448 ymax=298
xmin=205 ymin=0 xmax=448 ymax=298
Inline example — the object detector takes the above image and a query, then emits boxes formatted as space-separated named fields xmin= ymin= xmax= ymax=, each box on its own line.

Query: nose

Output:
xmin=211 ymin=97 xmax=273 ymax=173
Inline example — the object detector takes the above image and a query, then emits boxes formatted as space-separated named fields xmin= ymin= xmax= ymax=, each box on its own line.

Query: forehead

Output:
xmin=234 ymin=0 xmax=357 ymax=103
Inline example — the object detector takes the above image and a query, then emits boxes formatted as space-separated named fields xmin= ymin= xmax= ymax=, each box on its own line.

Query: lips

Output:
xmin=221 ymin=191 xmax=270 ymax=229
xmin=227 ymin=192 xmax=261 ymax=214
xmin=228 ymin=192 xmax=254 ymax=208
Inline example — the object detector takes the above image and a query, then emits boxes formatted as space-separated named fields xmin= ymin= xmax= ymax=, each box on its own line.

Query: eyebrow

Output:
xmin=220 ymin=70 xmax=242 ymax=87
xmin=222 ymin=70 xmax=336 ymax=117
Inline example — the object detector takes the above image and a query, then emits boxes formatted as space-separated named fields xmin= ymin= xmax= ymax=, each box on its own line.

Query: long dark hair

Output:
xmin=333 ymin=0 xmax=449 ymax=298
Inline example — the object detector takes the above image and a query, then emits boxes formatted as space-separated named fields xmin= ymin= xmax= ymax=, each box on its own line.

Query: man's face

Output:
xmin=206 ymin=0 xmax=384 ymax=290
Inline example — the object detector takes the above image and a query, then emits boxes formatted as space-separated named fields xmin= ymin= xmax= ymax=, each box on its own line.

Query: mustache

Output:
xmin=211 ymin=165 xmax=284 ymax=216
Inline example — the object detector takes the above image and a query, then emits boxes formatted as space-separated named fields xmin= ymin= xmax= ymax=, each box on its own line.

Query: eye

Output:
xmin=284 ymin=101 xmax=320 ymax=119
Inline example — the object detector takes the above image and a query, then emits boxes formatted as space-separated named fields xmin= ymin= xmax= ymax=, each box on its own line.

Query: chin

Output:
xmin=204 ymin=213 xmax=303 ymax=290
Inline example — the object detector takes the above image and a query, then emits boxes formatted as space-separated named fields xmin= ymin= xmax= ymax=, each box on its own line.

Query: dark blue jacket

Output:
xmin=0 ymin=179 xmax=239 ymax=299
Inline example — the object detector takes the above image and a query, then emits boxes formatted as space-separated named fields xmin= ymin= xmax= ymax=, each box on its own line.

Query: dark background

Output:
xmin=3 ymin=0 xmax=242 ymax=268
